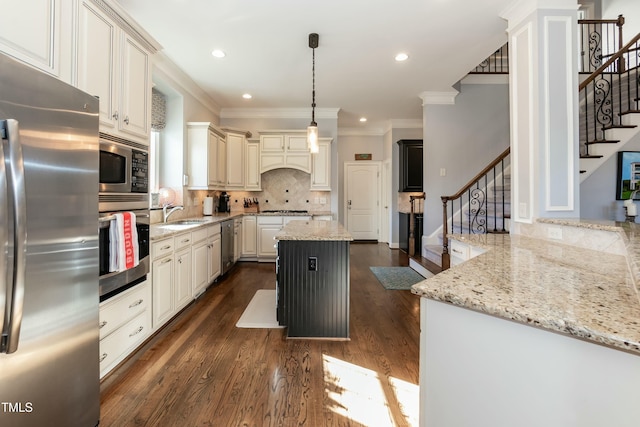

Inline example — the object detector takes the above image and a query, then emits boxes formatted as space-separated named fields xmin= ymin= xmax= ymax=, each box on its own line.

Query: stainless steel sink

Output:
xmin=171 ymin=219 xmax=208 ymax=225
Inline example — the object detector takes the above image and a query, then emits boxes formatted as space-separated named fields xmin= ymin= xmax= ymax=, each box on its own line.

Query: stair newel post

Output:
xmin=441 ymin=196 xmax=450 ymax=270
xmin=617 ymin=15 xmax=625 ymax=73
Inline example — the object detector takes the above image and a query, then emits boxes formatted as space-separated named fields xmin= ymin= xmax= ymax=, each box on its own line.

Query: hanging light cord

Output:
xmin=311 ymin=44 xmax=316 ymax=126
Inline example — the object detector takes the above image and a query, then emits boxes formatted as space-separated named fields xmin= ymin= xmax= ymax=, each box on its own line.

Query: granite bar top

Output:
xmin=275 ymin=220 xmax=353 ymax=241
xmin=412 ymin=231 xmax=640 ymax=355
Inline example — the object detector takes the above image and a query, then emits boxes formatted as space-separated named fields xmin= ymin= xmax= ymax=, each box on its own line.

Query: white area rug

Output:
xmin=236 ymin=289 xmax=285 ymax=328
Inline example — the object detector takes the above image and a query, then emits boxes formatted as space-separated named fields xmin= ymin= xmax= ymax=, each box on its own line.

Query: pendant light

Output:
xmin=307 ymin=33 xmax=319 ymax=154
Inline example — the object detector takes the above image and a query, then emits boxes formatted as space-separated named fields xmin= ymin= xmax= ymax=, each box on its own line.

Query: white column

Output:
xmin=501 ymin=0 xmax=580 ymax=230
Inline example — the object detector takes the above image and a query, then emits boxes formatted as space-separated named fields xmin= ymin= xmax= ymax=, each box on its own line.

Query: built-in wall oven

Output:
xmin=98 ymin=209 xmax=150 ymax=301
xmin=98 ymin=133 xmax=150 ymax=301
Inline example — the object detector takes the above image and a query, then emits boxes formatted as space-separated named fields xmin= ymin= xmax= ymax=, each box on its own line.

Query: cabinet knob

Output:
xmin=128 ymin=299 xmax=144 ymax=308
xmin=129 ymin=326 xmax=144 ymax=337
xmin=124 ymin=116 xmax=130 ymax=125
xmin=112 ymin=111 xmax=119 ymax=120
xmin=99 ymin=320 xmax=107 ymax=329
xmin=99 ymin=352 xmax=108 ymax=363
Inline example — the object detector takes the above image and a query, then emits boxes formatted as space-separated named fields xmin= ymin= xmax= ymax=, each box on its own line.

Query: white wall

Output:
xmin=423 ymin=81 xmax=511 ymax=236
xmin=603 ymin=0 xmax=640 ymax=42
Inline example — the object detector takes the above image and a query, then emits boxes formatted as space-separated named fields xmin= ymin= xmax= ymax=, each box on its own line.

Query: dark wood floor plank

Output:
xmin=101 ymin=243 xmax=421 ymax=426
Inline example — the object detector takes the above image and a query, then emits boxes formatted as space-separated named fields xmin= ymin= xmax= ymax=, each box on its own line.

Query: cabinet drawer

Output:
xmin=174 ymin=232 xmax=193 ymax=250
xmin=449 ymin=239 xmax=470 ymax=261
xmin=99 ymin=310 xmax=150 ymax=375
xmin=152 ymin=237 xmax=174 ymax=259
xmin=284 ymin=216 xmax=311 ymax=225
xmin=192 ymin=227 xmax=208 ymax=243
xmin=99 ymin=281 xmax=150 ymax=340
xmin=208 ymin=223 xmax=221 ymax=237
xmin=257 ymin=216 xmax=283 ymax=226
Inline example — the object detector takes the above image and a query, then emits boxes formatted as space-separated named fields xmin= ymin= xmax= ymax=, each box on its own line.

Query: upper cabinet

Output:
xmin=398 ymin=139 xmax=423 ymax=192
xmin=225 ymin=132 xmax=245 ymax=189
xmin=310 ymin=138 xmax=332 ymax=191
xmin=245 ymin=139 xmax=261 ymax=191
xmin=76 ymin=0 xmax=153 ymax=144
xmin=260 ymin=132 xmax=310 ymax=173
xmin=0 ymin=0 xmax=74 ymax=80
xmin=186 ymin=122 xmax=227 ymax=190
xmin=0 ymin=0 xmax=58 ymax=74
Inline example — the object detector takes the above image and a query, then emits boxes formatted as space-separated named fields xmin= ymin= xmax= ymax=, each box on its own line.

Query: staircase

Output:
xmin=415 ymin=19 xmax=640 ymax=272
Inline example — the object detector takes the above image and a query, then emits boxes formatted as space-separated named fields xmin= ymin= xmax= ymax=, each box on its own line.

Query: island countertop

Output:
xmin=411 ymin=231 xmax=640 ymax=355
xmin=275 ymin=220 xmax=353 ymax=241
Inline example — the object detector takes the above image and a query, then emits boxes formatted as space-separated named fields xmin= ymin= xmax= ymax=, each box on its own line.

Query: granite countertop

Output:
xmin=275 ymin=220 xmax=353 ymax=241
xmin=150 ymin=211 xmax=335 ymax=240
xmin=411 ymin=231 xmax=640 ymax=355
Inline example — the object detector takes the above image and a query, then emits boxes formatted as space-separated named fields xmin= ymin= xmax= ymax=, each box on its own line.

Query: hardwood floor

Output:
xmin=100 ymin=243 xmax=421 ymax=426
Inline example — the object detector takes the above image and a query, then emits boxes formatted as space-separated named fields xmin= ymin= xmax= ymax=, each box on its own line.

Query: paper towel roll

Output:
xmin=203 ymin=197 xmax=214 ymax=216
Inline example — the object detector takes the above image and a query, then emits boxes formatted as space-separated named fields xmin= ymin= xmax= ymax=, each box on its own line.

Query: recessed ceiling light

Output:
xmin=211 ymin=49 xmax=226 ymax=58
xmin=395 ymin=52 xmax=409 ymax=62
xmin=359 ymin=117 xmax=367 ymax=122
xmin=242 ymin=93 xmax=252 ymax=99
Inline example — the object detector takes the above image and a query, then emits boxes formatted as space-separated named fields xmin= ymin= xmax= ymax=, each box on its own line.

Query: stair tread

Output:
xmin=602 ymin=124 xmax=637 ymax=130
xmin=619 ymin=110 xmax=640 ymax=116
xmin=585 ymin=139 xmax=620 ymax=145
xmin=581 ymin=154 xmax=604 ymax=159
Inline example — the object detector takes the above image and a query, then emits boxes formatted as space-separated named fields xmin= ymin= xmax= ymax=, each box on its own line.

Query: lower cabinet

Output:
xmin=257 ymin=216 xmax=283 ymax=260
xmin=208 ymin=224 xmax=222 ymax=282
xmin=152 ymin=236 xmax=175 ymax=328
xmin=450 ymin=238 xmax=486 ymax=266
xmin=175 ymin=246 xmax=192 ymax=311
xmin=99 ymin=279 xmax=151 ymax=378
xmin=257 ymin=215 xmax=312 ymax=261
xmin=241 ymin=215 xmax=257 ymax=259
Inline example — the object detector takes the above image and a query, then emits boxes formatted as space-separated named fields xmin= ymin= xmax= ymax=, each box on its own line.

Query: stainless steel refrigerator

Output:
xmin=0 ymin=52 xmax=100 ymax=426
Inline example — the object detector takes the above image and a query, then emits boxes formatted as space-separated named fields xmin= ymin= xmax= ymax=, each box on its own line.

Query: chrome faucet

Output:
xmin=163 ymin=205 xmax=184 ymax=222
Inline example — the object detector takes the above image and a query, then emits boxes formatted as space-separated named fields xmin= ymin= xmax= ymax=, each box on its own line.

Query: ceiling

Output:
xmin=114 ymin=0 xmax=514 ymax=132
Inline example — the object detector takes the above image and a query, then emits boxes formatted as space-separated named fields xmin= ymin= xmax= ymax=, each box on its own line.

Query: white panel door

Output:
xmin=345 ymin=162 xmax=380 ymax=240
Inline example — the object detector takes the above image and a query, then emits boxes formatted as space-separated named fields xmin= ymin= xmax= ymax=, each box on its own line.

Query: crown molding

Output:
xmin=220 ymin=107 xmax=340 ymax=120
xmin=420 ymin=90 xmax=459 ymax=105
xmin=95 ymin=0 xmax=162 ymax=53
xmin=500 ymin=0 xmax=578 ymax=29
xmin=153 ymin=52 xmax=221 ymax=116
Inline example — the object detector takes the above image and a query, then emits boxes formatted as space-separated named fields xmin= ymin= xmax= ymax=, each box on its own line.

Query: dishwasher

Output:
xmin=220 ymin=219 xmax=235 ymax=275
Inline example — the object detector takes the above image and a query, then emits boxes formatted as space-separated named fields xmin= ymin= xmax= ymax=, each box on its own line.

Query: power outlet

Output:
xmin=547 ymin=227 xmax=563 ymax=240
xmin=308 ymin=256 xmax=318 ymax=271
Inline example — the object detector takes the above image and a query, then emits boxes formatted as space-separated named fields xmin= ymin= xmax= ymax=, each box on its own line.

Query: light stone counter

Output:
xmin=412 ymin=230 xmax=640 ymax=355
xmin=275 ymin=220 xmax=353 ymax=241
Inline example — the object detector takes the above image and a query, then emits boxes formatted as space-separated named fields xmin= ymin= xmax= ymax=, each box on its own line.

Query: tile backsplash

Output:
xmin=151 ymin=168 xmax=331 ymax=224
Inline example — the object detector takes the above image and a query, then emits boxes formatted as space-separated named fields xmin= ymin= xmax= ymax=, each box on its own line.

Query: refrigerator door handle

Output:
xmin=0 ymin=121 xmax=8 ymax=345
xmin=1 ymin=119 xmax=27 ymax=354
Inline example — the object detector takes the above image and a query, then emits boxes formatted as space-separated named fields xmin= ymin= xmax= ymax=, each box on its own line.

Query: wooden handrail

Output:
xmin=441 ymin=147 xmax=510 ymax=202
xmin=578 ymin=14 xmax=624 ymax=26
xmin=579 ymin=32 xmax=640 ymax=91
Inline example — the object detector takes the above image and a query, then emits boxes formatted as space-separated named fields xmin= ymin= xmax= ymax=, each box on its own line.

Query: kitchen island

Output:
xmin=412 ymin=219 xmax=640 ymax=427
xmin=275 ymin=220 xmax=353 ymax=339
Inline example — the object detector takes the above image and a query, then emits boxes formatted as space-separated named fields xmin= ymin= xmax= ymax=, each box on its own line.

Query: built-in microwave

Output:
xmin=99 ymin=133 xmax=149 ymax=211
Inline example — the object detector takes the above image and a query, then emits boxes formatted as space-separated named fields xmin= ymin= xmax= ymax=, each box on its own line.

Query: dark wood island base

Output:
xmin=275 ymin=220 xmax=353 ymax=339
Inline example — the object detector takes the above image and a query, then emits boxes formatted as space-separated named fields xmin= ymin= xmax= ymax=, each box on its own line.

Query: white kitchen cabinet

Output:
xmin=310 ymin=138 xmax=332 ymax=190
xmin=234 ymin=218 xmax=242 ymax=262
xmin=187 ymin=122 xmax=227 ymax=189
xmin=152 ymin=240 xmax=174 ymax=328
xmin=226 ymin=132 xmax=244 ymax=189
xmin=175 ymin=245 xmax=192 ymax=311
xmin=0 ymin=0 xmax=63 ymax=77
xmin=118 ymin=32 xmax=150 ymax=140
xmin=192 ymin=238 xmax=209 ymax=298
xmin=257 ymin=216 xmax=283 ymax=260
xmin=449 ymin=238 xmax=486 ymax=266
xmin=245 ymin=139 xmax=261 ymax=191
xmin=98 ymin=278 xmax=151 ymax=378
xmin=209 ymin=224 xmax=222 ymax=283
xmin=76 ymin=0 xmax=150 ymax=143
xmin=259 ymin=132 xmax=310 ymax=173
xmin=241 ymin=215 xmax=257 ymax=259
